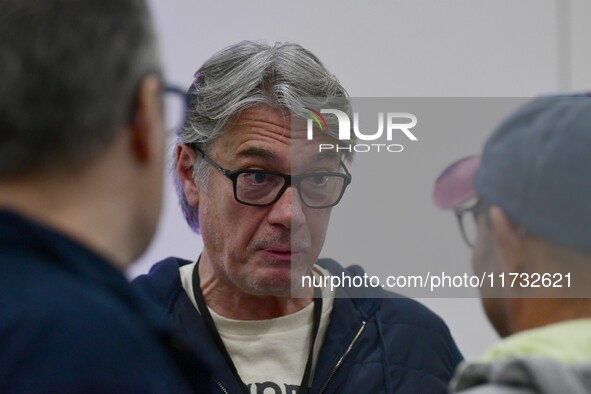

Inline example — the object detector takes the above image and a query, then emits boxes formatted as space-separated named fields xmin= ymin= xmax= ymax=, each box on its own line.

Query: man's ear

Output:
xmin=129 ymin=75 xmax=164 ymax=163
xmin=489 ymin=205 xmax=526 ymax=273
xmin=176 ymin=144 xmax=200 ymax=206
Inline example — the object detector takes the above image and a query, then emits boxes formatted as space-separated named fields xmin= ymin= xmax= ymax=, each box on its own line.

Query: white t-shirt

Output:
xmin=180 ymin=262 xmax=334 ymax=393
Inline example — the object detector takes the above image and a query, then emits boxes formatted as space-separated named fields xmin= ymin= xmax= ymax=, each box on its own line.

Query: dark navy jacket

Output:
xmin=133 ymin=257 xmax=463 ymax=393
xmin=0 ymin=211 xmax=216 ymax=393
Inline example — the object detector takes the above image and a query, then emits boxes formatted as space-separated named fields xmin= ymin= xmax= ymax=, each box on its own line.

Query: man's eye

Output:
xmin=310 ymin=175 xmax=329 ymax=186
xmin=245 ymin=172 xmax=271 ymax=185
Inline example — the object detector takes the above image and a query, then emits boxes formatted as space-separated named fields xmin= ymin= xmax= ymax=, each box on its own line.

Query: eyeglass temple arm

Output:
xmin=340 ymin=161 xmax=352 ymax=181
xmin=194 ymin=146 xmax=230 ymax=175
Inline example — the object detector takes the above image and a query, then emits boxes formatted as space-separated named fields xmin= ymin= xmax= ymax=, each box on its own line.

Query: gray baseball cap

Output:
xmin=433 ymin=93 xmax=591 ymax=253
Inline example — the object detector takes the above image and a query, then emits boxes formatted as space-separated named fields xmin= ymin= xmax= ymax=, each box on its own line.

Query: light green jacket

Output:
xmin=450 ymin=319 xmax=591 ymax=394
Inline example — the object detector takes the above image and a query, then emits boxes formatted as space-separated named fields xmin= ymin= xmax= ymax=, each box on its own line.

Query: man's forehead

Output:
xmin=217 ymin=105 xmax=339 ymax=153
xmin=228 ymin=105 xmax=308 ymax=136
xmin=212 ymin=135 xmax=340 ymax=172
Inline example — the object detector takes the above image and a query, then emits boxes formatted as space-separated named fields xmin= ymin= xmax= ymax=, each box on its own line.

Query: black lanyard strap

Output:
xmin=192 ymin=259 xmax=322 ymax=394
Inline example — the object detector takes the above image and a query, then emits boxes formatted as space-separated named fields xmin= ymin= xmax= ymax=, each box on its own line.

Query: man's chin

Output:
xmin=246 ymin=282 xmax=293 ymax=297
xmin=241 ymin=255 xmax=314 ymax=296
xmin=246 ymin=271 xmax=309 ymax=297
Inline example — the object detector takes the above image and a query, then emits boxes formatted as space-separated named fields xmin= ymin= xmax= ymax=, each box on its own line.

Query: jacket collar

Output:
xmin=135 ymin=256 xmax=381 ymax=392
xmin=481 ymin=319 xmax=591 ymax=364
xmin=316 ymin=258 xmax=382 ymax=319
xmin=135 ymin=257 xmax=245 ymax=393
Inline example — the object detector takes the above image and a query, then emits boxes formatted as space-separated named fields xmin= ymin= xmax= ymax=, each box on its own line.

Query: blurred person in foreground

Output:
xmin=433 ymin=94 xmax=591 ymax=393
xmin=0 ymin=0 xmax=214 ymax=391
xmin=133 ymin=40 xmax=463 ymax=393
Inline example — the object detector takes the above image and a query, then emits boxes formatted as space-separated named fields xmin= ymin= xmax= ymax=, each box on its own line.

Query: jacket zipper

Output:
xmin=215 ymin=379 xmax=229 ymax=394
xmin=319 ymin=321 xmax=366 ymax=393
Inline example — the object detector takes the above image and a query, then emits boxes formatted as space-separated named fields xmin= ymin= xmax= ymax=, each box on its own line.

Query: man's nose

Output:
xmin=267 ymin=185 xmax=306 ymax=229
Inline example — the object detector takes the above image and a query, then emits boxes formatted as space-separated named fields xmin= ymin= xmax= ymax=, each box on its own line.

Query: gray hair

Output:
xmin=0 ymin=0 xmax=160 ymax=178
xmin=174 ymin=41 xmax=352 ymax=233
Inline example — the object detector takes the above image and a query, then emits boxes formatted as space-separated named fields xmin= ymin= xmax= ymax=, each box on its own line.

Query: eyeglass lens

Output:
xmin=235 ymin=172 xmax=345 ymax=207
xmin=459 ymin=211 xmax=478 ymax=247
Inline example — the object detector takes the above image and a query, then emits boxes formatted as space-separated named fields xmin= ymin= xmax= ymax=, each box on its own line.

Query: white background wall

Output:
xmin=129 ymin=0 xmax=591 ymax=359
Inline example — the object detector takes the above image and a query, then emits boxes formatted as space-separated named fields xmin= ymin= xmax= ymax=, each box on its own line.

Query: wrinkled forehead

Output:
xmin=212 ymin=106 xmax=341 ymax=169
xmin=227 ymin=105 xmax=320 ymax=138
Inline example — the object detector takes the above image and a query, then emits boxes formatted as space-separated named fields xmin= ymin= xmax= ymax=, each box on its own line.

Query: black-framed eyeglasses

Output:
xmin=454 ymin=198 xmax=489 ymax=248
xmin=195 ymin=147 xmax=352 ymax=209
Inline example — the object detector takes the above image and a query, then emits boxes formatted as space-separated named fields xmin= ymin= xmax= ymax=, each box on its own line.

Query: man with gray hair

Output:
xmin=433 ymin=94 xmax=591 ymax=393
xmin=134 ymin=40 xmax=462 ymax=393
xmin=0 ymin=0 xmax=214 ymax=391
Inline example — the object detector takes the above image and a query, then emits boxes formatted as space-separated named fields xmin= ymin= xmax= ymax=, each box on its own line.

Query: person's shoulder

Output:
xmin=378 ymin=293 xmax=449 ymax=331
xmin=453 ymin=386 xmax=531 ymax=394
xmin=318 ymin=257 xmax=450 ymax=332
xmin=452 ymin=357 xmax=591 ymax=394
xmin=131 ymin=256 xmax=192 ymax=307
xmin=0 ymin=272 xmax=191 ymax=392
xmin=318 ymin=257 xmax=463 ymax=366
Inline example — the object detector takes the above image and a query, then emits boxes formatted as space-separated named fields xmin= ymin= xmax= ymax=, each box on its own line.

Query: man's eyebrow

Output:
xmin=234 ymin=147 xmax=340 ymax=165
xmin=312 ymin=151 xmax=340 ymax=162
xmin=235 ymin=147 xmax=278 ymax=161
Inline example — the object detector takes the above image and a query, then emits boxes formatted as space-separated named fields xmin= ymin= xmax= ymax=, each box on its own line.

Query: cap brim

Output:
xmin=433 ymin=155 xmax=481 ymax=209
